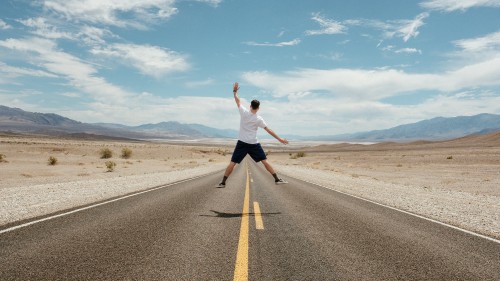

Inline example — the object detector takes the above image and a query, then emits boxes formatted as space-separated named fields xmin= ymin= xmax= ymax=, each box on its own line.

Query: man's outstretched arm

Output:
xmin=233 ymin=82 xmax=240 ymax=108
xmin=264 ymin=127 xmax=289 ymax=145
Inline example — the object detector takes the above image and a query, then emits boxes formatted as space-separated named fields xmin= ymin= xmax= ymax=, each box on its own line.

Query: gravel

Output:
xmin=275 ymin=164 xmax=500 ymax=240
xmin=0 ymin=163 xmax=226 ymax=226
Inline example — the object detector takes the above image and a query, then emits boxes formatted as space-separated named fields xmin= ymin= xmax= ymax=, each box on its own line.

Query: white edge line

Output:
xmin=0 ymin=172 xmax=216 ymax=235
xmin=285 ymin=175 xmax=500 ymax=245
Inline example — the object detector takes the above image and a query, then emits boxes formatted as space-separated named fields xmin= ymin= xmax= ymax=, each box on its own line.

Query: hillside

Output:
xmin=327 ymin=113 xmax=500 ymax=142
xmin=0 ymin=105 xmax=236 ymax=140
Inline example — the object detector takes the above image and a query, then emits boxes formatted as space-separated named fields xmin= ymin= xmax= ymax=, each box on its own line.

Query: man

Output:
xmin=217 ymin=82 xmax=288 ymax=188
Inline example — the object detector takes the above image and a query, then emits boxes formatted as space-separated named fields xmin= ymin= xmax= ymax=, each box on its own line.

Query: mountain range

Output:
xmin=1 ymin=105 xmax=499 ymax=142
xmin=321 ymin=113 xmax=500 ymax=142
xmin=0 ymin=105 xmax=237 ymax=140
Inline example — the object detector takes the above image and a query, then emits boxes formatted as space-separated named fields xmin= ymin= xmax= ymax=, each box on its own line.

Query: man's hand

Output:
xmin=265 ymin=127 xmax=289 ymax=145
xmin=279 ymin=138 xmax=289 ymax=145
xmin=233 ymin=82 xmax=241 ymax=107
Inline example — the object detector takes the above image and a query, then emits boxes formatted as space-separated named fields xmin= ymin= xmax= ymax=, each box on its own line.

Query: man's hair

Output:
xmin=251 ymin=99 xmax=260 ymax=110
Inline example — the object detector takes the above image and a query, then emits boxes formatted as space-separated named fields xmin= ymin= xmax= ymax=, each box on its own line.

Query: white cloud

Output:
xmin=305 ymin=13 xmax=347 ymax=36
xmin=454 ymin=30 xmax=500 ymax=52
xmin=320 ymin=13 xmax=428 ymax=43
xmin=194 ymin=0 xmax=223 ymax=7
xmin=78 ymin=26 xmax=118 ymax=46
xmin=241 ymin=54 xmax=500 ymax=100
xmin=394 ymin=48 xmax=422 ymax=54
xmin=58 ymin=95 xmax=240 ymax=130
xmin=18 ymin=17 xmax=74 ymax=39
xmin=244 ymin=38 xmax=301 ymax=47
xmin=185 ymin=78 xmax=215 ymax=88
xmin=0 ymin=62 xmax=58 ymax=79
xmin=420 ymin=0 xmax=500 ymax=12
xmin=0 ymin=37 xmax=133 ymax=103
xmin=395 ymin=12 xmax=429 ymax=42
xmin=60 ymin=92 xmax=81 ymax=98
xmin=91 ymin=43 xmax=190 ymax=77
xmin=0 ymin=19 xmax=11 ymax=30
xmin=42 ymin=0 xmax=178 ymax=28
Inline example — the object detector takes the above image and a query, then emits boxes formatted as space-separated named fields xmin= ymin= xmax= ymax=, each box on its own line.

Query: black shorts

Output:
xmin=230 ymin=140 xmax=267 ymax=164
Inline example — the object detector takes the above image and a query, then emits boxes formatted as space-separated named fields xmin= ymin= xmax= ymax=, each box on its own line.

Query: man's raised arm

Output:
xmin=264 ymin=127 xmax=289 ymax=145
xmin=233 ymin=82 xmax=241 ymax=108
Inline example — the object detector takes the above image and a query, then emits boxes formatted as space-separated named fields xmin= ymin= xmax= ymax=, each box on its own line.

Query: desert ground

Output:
xmin=1 ymin=133 xmax=499 ymax=239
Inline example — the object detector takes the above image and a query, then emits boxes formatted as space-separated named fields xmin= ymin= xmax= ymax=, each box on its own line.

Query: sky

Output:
xmin=1 ymin=0 xmax=500 ymax=136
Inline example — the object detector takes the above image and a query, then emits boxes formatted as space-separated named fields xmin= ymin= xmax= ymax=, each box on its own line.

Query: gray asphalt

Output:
xmin=1 ymin=158 xmax=499 ymax=280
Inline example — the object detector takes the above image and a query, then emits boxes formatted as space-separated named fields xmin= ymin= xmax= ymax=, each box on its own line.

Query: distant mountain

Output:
xmin=2 ymin=105 xmax=499 ymax=142
xmin=96 ymin=121 xmax=238 ymax=139
xmin=0 ymin=105 xmax=237 ymax=140
xmin=0 ymin=105 xmax=82 ymax=127
xmin=326 ymin=113 xmax=500 ymax=142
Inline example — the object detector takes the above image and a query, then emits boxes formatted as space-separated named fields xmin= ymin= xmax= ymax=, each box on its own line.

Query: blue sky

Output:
xmin=1 ymin=0 xmax=500 ymax=136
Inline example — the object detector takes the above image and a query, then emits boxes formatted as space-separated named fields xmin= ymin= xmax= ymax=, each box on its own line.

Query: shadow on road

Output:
xmin=200 ymin=210 xmax=281 ymax=218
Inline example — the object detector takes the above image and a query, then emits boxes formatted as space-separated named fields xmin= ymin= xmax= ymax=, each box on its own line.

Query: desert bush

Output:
xmin=100 ymin=148 xmax=113 ymax=159
xmin=447 ymin=156 xmax=453 ymax=160
xmin=48 ymin=156 xmax=58 ymax=165
xmin=0 ymin=153 xmax=6 ymax=163
xmin=121 ymin=147 xmax=132 ymax=159
xmin=290 ymin=152 xmax=306 ymax=159
xmin=105 ymin=161 xmax=116 ymax=172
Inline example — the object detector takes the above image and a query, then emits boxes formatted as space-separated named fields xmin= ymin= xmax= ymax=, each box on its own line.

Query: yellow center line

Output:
xmin=233 ymin=165 xmax=250 ymax=281
xmin=253 ymin=202 xmax=264 ymax=230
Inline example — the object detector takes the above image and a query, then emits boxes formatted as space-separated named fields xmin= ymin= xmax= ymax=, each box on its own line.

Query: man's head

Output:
xmin=251 ymin=99 xmax=260 ymax=110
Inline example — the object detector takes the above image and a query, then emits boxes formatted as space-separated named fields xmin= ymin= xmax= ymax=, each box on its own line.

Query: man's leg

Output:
xmin=224 ymin=161 xmax=237 ymax=177
xmin=261 ymin=159 xmax=287 ymax=184
xmin=218 ymin=161 xmax=237 ymax=187
xmin=261 ymin=159 xmax=275 ymax=174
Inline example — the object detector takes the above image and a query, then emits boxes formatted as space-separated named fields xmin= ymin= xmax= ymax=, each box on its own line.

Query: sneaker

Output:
xmin=216 ymin=182 xmax=226 ymax=188
xmin=275 ymin=178 xmax=288 ymax=185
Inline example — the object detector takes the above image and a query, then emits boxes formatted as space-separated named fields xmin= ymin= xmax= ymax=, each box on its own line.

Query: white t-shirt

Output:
xmin=238 ymin=104 xmax=267 ymax=144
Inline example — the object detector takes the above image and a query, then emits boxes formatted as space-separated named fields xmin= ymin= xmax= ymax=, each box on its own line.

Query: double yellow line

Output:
xmin=233 ymin=165 xmax=264 ymax=281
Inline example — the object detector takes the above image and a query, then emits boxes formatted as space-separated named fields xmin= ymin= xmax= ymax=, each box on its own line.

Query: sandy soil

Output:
xmin=0 ymin=135 xmax=228 ymax=226
xmin=1 ymin=134 xmax=499 ymax=240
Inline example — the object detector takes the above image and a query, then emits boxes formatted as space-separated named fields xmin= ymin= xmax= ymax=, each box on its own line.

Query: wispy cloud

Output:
xmin=42 ymin=0 xmax=178 ymax=29
xmin=393 ymin=12 xmax=429 ymax=42
xmin=194 ymin=0 xmax=223 ymax=7
xmin=420 ymin=0 xmax=500 ymax=12
xmin=311 ymin=13 xmax=429 ymax=42
xmin=454 ymin=30 xmax=500 ymax=52
xmin=0 ymin=37 xmax=133 ymax=103
xmin=244 ymin=38 xmax=301 ymax=47
xmin=305 ymin=13 xmax=347 ymax=35
xmin=18 ymin=17 xmax=74 ymax=40
xmin=185 ymin=78 xmax=215 ymax=88
xmin=0 ymin=62 xmax=58 ymax=80
xmin=383 ymin=46 xmax=422 ymax=54
xmin=395 ymin=48 xmax=422 ymax=54
xmin=0 ymin=19 xmax=11 ymax=30
xmin=78 ymin=26 xmax=118 ymax=46
xmin=242 ymin=53 xmax=500 ymax=100
xmin=90 ymin=43 xmax=190 ymax=77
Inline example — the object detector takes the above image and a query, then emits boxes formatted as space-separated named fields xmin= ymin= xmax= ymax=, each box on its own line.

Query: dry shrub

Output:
xmin=105 ymin=161 xmax=116 ymax=172
xmin=121 ymin=147 xmax=132 ymax=159
xmin=100 ymin=148 xmax=113 ymax=159
xmin=48 ymin=156 xmax=58 ymax=165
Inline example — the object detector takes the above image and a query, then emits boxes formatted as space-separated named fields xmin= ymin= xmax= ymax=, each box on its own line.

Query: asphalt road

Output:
xmin=1 ymin=158 xmax=499 ymax=280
